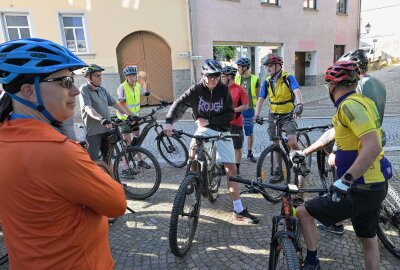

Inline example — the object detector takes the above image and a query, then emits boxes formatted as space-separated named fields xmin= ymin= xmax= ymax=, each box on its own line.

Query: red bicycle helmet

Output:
xmin=263 ymin=55 xmax=283 ymax=66
xmin=325 ymin=61 xmax=360 ymax=85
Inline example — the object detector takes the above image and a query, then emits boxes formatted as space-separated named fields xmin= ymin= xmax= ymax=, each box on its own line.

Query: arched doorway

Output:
xmin=116 ymin=31 xmax=173 ymax=105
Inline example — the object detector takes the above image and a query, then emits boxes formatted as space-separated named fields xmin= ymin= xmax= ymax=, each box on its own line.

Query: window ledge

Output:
xmin=74 ymin=53 xmax=96 ymax=58
xmin=260 ymin=3 xmax=281 ymax=8
xmin=303 ymin=7 xmax=318 ymax=12
xmin=336 ymin=12 xmax=348 ymax=16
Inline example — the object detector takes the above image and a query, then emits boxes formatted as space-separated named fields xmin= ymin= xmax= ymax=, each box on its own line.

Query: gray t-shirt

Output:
xmin=79 ymin=83 xmax=117 ymax=136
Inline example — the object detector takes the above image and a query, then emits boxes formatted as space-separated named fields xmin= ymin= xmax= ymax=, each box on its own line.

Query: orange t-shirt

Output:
xmin=0 ymin=118 xmax=126 ymax=270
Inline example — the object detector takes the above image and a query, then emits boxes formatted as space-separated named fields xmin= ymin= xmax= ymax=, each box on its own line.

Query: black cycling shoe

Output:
xmin=270 ymin=169 xmax=283 ymax=183
xmin=138 ymin=160 xmax=151 ymax=169
xmin=233 ymin=208 xmax=259 ymax=224
xmin=301 ymin=258 xmax=321 ymax=270
xmin=317 ymin=223 xmax=344 ymax=235
xmin=247 ymin=154 xmax=257 ymax=163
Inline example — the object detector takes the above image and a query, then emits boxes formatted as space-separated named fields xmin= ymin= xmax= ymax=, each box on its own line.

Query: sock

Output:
xmin=236 ymin=163 xmax=240 ymax=174
xmin=248 ymin=150 xmax=252 ymax=156
xmin=305 ymin=249 xmax=318 ymax=265
xmin=233 ymin=199 xmax=244 ymax=213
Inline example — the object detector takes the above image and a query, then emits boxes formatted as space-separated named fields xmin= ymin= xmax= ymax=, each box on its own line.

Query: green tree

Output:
xmin=213 ymin=46 xmax=236 ymax=61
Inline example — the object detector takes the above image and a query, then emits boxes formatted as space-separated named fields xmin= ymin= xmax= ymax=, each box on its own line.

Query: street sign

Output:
xmin=178 ymin=52 xmax=190 ymax=58
xmin=190 ymin=55 xmax=203 ymax=61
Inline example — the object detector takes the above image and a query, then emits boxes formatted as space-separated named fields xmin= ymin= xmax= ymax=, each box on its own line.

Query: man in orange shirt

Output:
xmin=0 ymin=38 xmax=126 ymax=269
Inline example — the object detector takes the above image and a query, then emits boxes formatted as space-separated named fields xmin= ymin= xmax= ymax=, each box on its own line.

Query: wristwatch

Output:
xmin=343 ymin=173 xmax=354 ymax=182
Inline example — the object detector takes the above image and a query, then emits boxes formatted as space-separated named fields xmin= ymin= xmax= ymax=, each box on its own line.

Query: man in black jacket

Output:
xmin=163 ymin=59 xmax=259 ymax=224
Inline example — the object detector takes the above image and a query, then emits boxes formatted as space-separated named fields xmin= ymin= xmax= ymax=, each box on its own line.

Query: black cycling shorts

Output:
xmin=305 ymin=182 xmax=387 ymax=238
xmin=230 ymin=125 xmax=244 ymax=150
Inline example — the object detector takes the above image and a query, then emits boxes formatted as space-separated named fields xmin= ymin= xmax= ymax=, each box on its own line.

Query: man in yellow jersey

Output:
xmin=254 ymin=55 xmax=307 ymax=182
xmin=235 ymin=57 xmax=259 ymax=163
xmin=294 ymin=61 xmax=392 ymax=270
xmin=116 ymin=65 xmax=151 ymax=169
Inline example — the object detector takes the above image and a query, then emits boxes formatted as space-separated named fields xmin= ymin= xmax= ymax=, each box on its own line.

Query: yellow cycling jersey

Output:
xmin=333 ymin=91 xmax=391 ymax=184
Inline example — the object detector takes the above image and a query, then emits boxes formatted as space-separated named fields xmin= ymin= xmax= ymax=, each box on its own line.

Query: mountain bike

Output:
xmin=0 ymin=223 xmax=7 ymax=266
xmin=230 ymin=172 xmax=327 ymax=270
xmin=127 ymin=100 xmax=189 ymax=168
xmin=169 ymin=130 xmax=236 ymax=257
xmin=377 ymin=182 xmax=400 ymax=258
xmin=255 ymin=112 xmax=314 ymax=203
xmin=100 ymin=118 xmax=162 ymax=200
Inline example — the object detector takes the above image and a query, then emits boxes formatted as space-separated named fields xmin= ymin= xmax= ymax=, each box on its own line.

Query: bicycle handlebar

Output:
xmin=173 ymin=129 xmax=239 ymax=142
xmin=256 ymin=111 xmax=294 ymax=126
xmin=296 ymin=124 xmax=333 ymax=133
xmin=229 ymin=176 xmax=327 ymax=195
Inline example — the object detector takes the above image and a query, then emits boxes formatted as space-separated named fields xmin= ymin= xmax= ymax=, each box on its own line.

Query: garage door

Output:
xmin=116 ymin=31 xmax=173 ymax=105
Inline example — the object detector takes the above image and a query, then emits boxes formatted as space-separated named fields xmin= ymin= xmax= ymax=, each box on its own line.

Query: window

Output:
xmin=59 ymin=14 xmax=88 ymax=53
xmin=333 ymin=45 xmax=345 ymax=62
xmin=336 ymin=0 xmax=347 ymax=14
xmin=261 ymin=0 xmax=278 ymax=5
xmin=1 ymin=13 xmax=31 ymax=41
xmin=304 ymin=0 xmax=316 ymax=9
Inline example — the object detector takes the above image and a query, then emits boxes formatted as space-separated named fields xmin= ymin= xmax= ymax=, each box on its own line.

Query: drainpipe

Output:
xmin=357 ymin=0 xmax=362 ymax=48
xmin=187 ymin=0 xmax=197 ymax=83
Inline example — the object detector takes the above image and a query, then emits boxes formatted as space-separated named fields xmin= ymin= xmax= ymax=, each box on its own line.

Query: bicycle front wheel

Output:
xmin=316 ymin=149 xmax=336 ymax=190
xmin=113 ymin=146 xmax=161 ymax=200
xmin=0 ymin=224 xmax=8 ymax=266
xmin=377 ymin=183 xmax=400 ymax=258
xmin=297 ymin=131 xmax=312 ymax=170
xmin=269 ymin=235 xmax=301 ymax=270
xmin=157 ymin=134 xmax=189 ymax=168
xmin=257 ymin=145 xmax=291 ymax=203
xmin=169 ymin=173 xmax=201 ymax=257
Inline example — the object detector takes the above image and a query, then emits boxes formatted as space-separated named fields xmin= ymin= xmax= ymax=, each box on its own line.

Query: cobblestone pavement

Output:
xmin=1 ymin=66 xmax=399 ymax=270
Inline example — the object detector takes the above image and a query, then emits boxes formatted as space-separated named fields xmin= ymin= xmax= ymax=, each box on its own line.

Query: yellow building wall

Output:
xmin=0 ymin=0 xmax=191 ymax=72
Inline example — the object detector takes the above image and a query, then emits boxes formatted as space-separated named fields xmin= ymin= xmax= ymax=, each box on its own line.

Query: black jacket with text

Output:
xmin=165 ymin=80 xmax=234 ymax=132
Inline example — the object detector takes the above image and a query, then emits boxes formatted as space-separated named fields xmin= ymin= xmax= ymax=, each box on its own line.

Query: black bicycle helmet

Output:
xmin=236 ymin=57 xmax=251 ymax=68
xmin=338 ymin=49 xmax=368 ymax=73
xmin=123 ymin=65 xmax=138 ymax=76
xmin=222 ymin=66 xmax=237 ymax=76
xmin=202 ymin=59 xmax=223 ymax=75
xmin=83 ymin=64 xmax=104 ymax=77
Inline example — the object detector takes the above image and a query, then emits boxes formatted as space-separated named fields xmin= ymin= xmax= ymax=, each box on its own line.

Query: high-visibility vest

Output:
xmin=266 ymin=70 xmax=295 ymax=114
xmin=235 ymin=74 xmax=258 ymax=108
xmin=117 ymin=81 xmax=141 ymax=120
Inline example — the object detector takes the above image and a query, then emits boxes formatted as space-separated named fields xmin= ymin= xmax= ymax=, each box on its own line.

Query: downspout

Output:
xmin=187 ymin=0 xmax=197 ymax=84
xmin=357 ymin=0 xmax=362 ymax=48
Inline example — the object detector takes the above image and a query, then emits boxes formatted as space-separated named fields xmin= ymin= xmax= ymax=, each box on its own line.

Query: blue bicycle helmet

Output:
xmin=0 ymin=38 xmax=87 ymax=84
xmin=222 ymin=66 xmax=237 ymax=76
xmin=236 ymin=57 xmax=251 ymax=68
xmin=0 ymin=38 xmax=87 ymax=125
xmin=123 ymin=65 xmax=138 ymax=76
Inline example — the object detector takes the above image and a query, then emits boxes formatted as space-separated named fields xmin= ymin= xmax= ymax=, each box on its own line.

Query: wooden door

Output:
xmin=116 ymin=31 xmax=173 ymax=105
xmin=295 ymin=52 xmax=305 ymax=86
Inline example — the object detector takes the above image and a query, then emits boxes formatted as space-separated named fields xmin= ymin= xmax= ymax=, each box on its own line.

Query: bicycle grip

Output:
xmin=229 ymin=176 xmax=253 ymax=185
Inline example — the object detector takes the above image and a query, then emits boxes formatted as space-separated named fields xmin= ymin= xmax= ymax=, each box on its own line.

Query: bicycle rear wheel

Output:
xmin=113 ymin=146 xmax=161 ymax=200
xmin=296 ymin=131 xmax=312 ymax=170
xmin=157 ymin=134 xmax=189 ymax=168
xmin=377 ymin=183 xmax=400 ymax=258
xmin=169 ymin=174 xmax=201 ymax=257
xmin=269 ymin=235 xmax=301 ymax=270
xmin=257 ymin=145 xmax=291 ymax=203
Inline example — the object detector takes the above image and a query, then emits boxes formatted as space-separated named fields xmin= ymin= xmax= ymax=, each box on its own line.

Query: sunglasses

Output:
xmin=206 ymin=74 xmax=221 ymax=81
xmin=41 ymin=76 xmax=75 ymax=89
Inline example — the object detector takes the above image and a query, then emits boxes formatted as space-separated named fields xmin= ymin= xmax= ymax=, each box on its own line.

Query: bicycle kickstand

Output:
xmin=127 ymin=206 xmax=136 ymax=214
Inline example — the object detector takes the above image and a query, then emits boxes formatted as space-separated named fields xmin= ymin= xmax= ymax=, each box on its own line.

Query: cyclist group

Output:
xmin=0 ymin=37 xmax=391 ymax=270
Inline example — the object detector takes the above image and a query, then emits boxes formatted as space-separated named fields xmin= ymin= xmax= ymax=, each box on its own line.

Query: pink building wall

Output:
xmin=189 ymin=0 xmax=359 ymax=81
